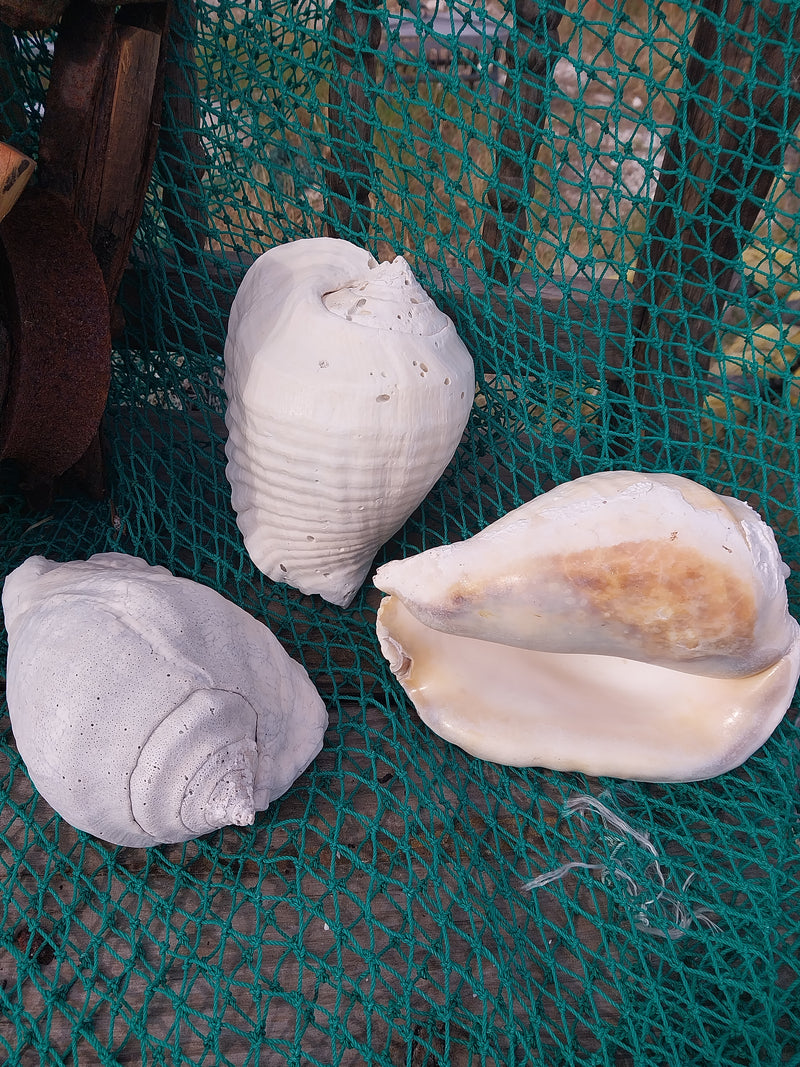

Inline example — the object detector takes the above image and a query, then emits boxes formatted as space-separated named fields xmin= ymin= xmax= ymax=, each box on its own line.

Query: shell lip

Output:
xmin=375 ymin=625 xmax=413 ymax=682
xmin=372 ymin=526 xmax=799 ymax=681
xmin=320 ymin=285 xmax=452 ymax=340
xmin=375 ymin=591 xmax=800 ymax=784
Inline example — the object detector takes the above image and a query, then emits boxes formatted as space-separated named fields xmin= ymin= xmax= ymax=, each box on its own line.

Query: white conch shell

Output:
xmin=223 ymin=237 xmax=475 ymax=607
xmin=2 ymin=553 xmax=328 ymax=847
xmin=374 ymin=471 xmax=800 ymax=782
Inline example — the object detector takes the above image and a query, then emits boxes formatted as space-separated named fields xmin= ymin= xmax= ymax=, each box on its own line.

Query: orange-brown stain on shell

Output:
xmin=558 ymin=539 xmax=756 ymax=659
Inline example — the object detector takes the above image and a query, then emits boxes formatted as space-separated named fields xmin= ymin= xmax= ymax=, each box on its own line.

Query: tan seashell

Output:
xmin=374 ymin=471 xmax=800 ymax=782
xmin=223 ymin=237 xmax=475 ymax=607
xmin=2 ymin=553 xmax=328 ymax=847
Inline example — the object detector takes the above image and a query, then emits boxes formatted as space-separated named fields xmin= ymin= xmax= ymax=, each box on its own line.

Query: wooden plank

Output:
xmin=159 ymin=0 xmax=207 ymax=266
xmin=36 ymin=0 xmax=171 ymax=307
xmin=35 ymin=0 xmax=116 ymax=205
xmin=384 ymin=8 xmax=509 ymax=71
xmin=117 ymin=251 xmax=630 ymax=385
xmin=481 ymin=1 xmax=563 ymax=283
xmin=630 ymin=0 xmax=800 ymax=450
xmin=0 ymin=695 xmax=613 ymax=1065
xmin=92 ymin=20 xmax=165 ymax=301
xmin=324 ymin=0 xmax=383 ymax=239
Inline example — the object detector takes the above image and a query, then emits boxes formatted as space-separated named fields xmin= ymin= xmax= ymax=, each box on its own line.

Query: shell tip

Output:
xmin=205 ymin=770 xmax=256 ymax=829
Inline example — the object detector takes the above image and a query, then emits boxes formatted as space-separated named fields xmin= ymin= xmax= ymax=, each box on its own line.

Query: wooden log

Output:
xmin=630 ymin=0 xmax=800 ymax=452
xmin=324 ymin=0 xmax=382 ymax=240
xmin=481 ymin=1 xmax=563 ymax=283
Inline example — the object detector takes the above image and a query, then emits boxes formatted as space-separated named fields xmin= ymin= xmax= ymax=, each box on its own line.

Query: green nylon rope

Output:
xmin=1 ymin=2 xmax=799 ymax=1063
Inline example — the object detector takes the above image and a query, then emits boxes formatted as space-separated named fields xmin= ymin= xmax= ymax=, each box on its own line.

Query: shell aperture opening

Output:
xmin=373 ymin=471 xmax=800 ymax=782
xmin=322 ymin=256 xmax=450 ymax=336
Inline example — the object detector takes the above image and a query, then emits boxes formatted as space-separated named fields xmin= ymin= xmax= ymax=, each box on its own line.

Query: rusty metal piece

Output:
xmin=0 ymin=0 xmax=68 ymax=29
xmin=0 ymin=186 xmax=111 ymax=489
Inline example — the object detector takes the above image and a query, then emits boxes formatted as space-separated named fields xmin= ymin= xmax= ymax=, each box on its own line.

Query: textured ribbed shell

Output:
xmin=374 ymin=471 xmax=800 ymax=782
xmin=2 ymin=553 xmax=328 ymax=847
xmin=223 ymin=237 xmax=475 ymax=607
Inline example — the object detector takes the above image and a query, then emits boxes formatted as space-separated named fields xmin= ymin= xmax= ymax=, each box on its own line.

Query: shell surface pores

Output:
xmin=2 ymin=553 xmax=328 ymax=847
xmin=374 ymin=471 xmax=800 ymax=782
xmin=223 ymin=237 xmax=475 ymax=607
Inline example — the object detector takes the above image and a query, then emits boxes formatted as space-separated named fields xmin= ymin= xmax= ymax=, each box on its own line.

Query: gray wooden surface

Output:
xmin=0 ymin=697 xmax=620 ymax=1065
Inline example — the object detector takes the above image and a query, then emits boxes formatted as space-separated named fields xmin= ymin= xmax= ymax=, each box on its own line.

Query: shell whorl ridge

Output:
xmin=2 ymin=553 xmax=328 ymax=847
xmin=128 ymin=688 xmax=260 ymax=842
xmin=374 ymin=471 xmax=800 ymax=782
xmin=223 ymin=237 xmax=475 ymax=607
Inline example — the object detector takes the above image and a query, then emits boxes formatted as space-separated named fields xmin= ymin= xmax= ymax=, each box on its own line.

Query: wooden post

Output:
xmin=159 ymin=0 xmax=207 ymax=266
xmin=91 ymin=7 xmax=169 ymax=302
xmin=325 ymin=0 xmax=382 ymax=240
xmin=35 ymin=0 xmax=116 ymax=205
xmin=481 ymin=1 xmax=563 ymax=283
xmin=630 ymin=0 xmax=800 ymax=454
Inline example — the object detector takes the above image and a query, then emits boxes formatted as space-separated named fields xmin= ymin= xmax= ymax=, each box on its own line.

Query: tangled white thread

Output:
xmin=523 ymin=793 xmax=721 ymax=940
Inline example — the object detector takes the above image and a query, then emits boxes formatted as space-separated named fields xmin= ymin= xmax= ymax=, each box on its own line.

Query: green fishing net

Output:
xmin=1 ymin=1 xmax=799 ymax=1063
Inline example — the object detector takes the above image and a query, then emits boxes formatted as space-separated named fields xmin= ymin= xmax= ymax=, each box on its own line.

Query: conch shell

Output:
xmin=2 ymin=553 xmax=328 ymax=847
xmin=374 ymin=471 xmax=800 ymax=782
xmin=223 ymin=237 xmax=475 ymax=607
